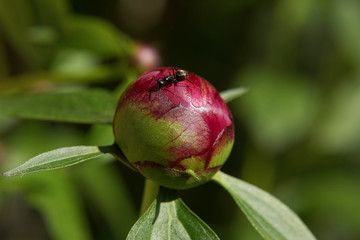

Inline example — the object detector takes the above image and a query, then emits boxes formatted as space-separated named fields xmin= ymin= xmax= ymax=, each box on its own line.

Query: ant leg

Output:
xmin=184 ymin=78 xmax=200 ymax=90
xmin=185 ymin=77 xmax=194 ymax=85
xmin=169 ymin=68 xmax=175 ymax=77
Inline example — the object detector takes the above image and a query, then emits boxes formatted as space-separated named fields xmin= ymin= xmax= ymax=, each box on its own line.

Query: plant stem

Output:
xmin=140 ymin=179 xmax=159 ymax=216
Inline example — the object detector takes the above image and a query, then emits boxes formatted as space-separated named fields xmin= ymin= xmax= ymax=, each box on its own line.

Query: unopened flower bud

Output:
xmin=132 ymin=42 xmax=161 ymax=70
xmin=113 ymin=67 xmax=234 ymax=189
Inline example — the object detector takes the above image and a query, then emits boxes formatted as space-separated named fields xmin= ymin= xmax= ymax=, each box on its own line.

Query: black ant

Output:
xmin=149 ymin=68 xmax=191 ymax=93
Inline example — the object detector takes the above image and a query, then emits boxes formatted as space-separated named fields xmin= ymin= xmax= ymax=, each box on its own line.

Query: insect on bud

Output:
xmin=113 ymin=67 xmax=234 ymax=189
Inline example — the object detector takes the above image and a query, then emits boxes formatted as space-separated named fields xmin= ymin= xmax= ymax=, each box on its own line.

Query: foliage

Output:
xmin=1 ymin=0 xmax=360 ymax=239
xmin=128 ymin=187 xmax=220 ymax=240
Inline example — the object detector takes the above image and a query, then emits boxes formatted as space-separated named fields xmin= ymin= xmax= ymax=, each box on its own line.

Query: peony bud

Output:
xmin=132 ymin=42 xmax=161 ymax=71
xmin=113 ymin=67 xmax=234 ymax=189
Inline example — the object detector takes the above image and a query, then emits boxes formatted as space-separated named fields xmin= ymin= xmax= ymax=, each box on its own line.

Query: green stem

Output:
xmin=140 ymin=179 xmax=159 ymax=216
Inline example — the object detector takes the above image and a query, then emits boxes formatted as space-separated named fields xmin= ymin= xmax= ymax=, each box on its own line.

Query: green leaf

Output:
xmin=212 ymin=171 xmax=316 ymax=240
xmin=0 ymin=68 xmax=118 ymax=94
xmin=127 ymin=187 xmax=219 ymax=240
xmin=2 ymin=145 xmax=110 ymax=177
xmin=220 ymin=87 xmax=248 ymax=103
xmin=0 ymin=89 xmax=117 ymax=124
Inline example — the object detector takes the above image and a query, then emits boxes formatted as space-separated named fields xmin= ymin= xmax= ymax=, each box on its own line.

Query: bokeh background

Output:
xmin=1 ymin=0 xmax=360 ymax=239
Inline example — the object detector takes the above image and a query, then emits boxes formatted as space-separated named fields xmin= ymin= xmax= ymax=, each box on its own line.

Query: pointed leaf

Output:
xmin=2 ymin=145 xmax=110 ymax=177
xmin=212 ymin=171 xmax=316 ymax=240
xmin=220 ymin=87 xmax=248 ymax=103
xmin=0 ymin=89 xmax=117 ymax=124
xmin=127 ymin=187 xmax=219 ymax=240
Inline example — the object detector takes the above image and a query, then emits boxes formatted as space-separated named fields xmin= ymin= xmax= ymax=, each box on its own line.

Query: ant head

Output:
xmin=176 ymin=70 xmax=188 ymax=80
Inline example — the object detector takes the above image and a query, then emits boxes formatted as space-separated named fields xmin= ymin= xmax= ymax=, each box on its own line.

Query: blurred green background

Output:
xmin=1 ymin=0 xmax=360 ymax=239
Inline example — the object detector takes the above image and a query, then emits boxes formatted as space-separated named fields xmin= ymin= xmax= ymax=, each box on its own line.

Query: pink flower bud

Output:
xmin=113 ymin=67 xmax=234 ymax=189
xmin=132 ymin=42 xmax=161 ymax=70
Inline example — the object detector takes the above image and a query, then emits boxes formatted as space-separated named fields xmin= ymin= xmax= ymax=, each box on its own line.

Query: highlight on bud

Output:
xmin=113 ymin=67 xmax=234 ymax=189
